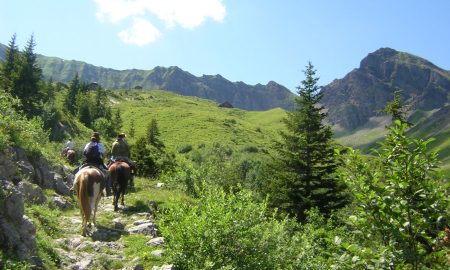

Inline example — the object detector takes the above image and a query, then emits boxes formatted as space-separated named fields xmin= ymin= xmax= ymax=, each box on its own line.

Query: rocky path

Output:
xmin=53 ymin=194 xmax=173 ymax=270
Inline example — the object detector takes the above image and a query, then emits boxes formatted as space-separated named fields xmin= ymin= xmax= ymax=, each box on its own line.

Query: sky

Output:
xmin=1 ymin=0 xmax=449 ymax=92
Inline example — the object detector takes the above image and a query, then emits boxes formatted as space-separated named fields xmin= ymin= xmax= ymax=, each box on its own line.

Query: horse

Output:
xmin=73 ymin=166 xmax=104 ymax=236
xmin=66 ymin=149 xmax=76 ymax=164
xmin=108 ymin=161 xmax=131 ymax=211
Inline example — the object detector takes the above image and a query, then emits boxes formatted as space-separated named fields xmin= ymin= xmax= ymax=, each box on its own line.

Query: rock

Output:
xmin=0 ymin=150 xmax=16 ymax=180
xmin=128 ymin=222 xmax=158 ymax=236
xmin=53 ymin=196 xmax=73 ymax=210
xmin=16 ymin=160 xmax=35 ymax=181
xmin=146 ymin=237 xmax=164 ymax=246
xmin=1 ymin=180 xmax=24 ymax=223
xmin=54 ymin=173 xmax=71 ymax=196
xmin=0 ymin=180 xmax=39 ymax=262
xmin=33 ymin=156 xmax=54 ymax=188
xmin=151 ymin=250 xmax=165 ymax=257
xmin=134 ymin=264 xmax=145 ymax=270
xmin=112 ymin=218 xmax=126 ymax=230
xmin=17 ymin=181 xmax=46 ymax=204
xmin=152 ymin=265 xmax=176 ymax=270
xmin=133 ymin=219 xmax=153 ymax=226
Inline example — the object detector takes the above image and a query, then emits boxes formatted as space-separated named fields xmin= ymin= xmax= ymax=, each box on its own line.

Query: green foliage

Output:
xmin=177 ymin=144 xmax=192 ymax=154
xmin=92 ymin=117 xmax=116 ymax=138
xmin=127 ymin=118 xmax=135 ymax=138
xmin=132 ymin=136 xmax=173 ymax=178
xmin=146 ymin=118 xmax=165 ymax=150
xmin=64 ymin=73 xmax=79 ymax=115
xmin=112 ymin=108 xmax=123 ymax=134
xmin=159 ymin=185 xmax=305 ymax=270
xmin=25 ymin=204 xmax=63 ymax=268
xmin=341 ymin=121 xmax=450 ymax=269
xmin=0 ymin=251 xmax=32 ymax=270
xmin=0 ymin=89 xmax=49 ymax=153
xmin=271 ymin=62 xmax=348 ymax=220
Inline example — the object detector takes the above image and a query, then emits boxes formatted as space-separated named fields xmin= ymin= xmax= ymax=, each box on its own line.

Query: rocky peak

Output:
xmin=321 ymin=48 xmax=450 ymax=129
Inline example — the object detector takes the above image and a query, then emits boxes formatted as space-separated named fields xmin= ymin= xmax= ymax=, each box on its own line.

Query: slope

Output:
xmin=109 ymin=89 xmax=286 ymax=153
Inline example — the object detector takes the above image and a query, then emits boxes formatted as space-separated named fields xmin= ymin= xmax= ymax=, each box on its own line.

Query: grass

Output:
xmin=110 ymin=90 xmax=286 ymax=155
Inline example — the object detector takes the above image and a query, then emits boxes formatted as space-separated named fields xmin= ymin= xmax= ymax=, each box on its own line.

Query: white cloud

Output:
xmin=118 ymin=17 xmax=161 ymax=46
xmin=93 ymin=0 xmax=226 ymax=45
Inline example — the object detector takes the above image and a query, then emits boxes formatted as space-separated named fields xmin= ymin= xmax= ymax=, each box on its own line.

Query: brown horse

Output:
xmin=73 ymin=166 xmax=104 ymax=236
xmin=66 ymin=149 xmax=76 ymax=164
xmin=108 ymin=161 xmax=130 ymax=211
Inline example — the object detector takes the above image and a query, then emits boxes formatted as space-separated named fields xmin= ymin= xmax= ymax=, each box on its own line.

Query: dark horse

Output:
xmin=73 ymin=166 xmax=104 ymax=236
xmin=108 ymin=161 xmax=130 ymax=211
xmin=66 ymin=149 xmax=76 ymax=164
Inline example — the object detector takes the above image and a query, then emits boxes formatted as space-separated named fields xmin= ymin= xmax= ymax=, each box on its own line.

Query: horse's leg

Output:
xmin=93 ymin=189 xmax=102 ymax=225
xmin=114 ymin=190 xmax=119 ymax=211
xmin=81 ymin=217 xmax=87 ymax=236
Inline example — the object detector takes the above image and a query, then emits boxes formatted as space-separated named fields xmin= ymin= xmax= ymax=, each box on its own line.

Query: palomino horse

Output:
xmin=73 ymin=166 xmax=104 ymax=236
xmin=66 ymin=149 xmax=76 ymax=164
xmin=108 ymin=161 xmax=130 ymax=211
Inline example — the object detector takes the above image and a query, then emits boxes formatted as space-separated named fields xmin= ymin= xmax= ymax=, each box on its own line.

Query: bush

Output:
xmin=159 ymin=185 xmax=305 ymax=270
xmin=0 ymin=90 xmax=49 ymax=153
xmin=177 ymin=144 xmax=193 ymax=154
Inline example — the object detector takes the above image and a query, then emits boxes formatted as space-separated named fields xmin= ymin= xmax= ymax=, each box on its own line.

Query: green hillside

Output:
xmin=110 ymin=89 xmax=450 ymax=176
xmin=109 ymin=90 xmax=286 ymax=153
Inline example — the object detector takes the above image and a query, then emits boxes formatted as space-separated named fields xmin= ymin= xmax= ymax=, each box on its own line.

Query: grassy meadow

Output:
xmin=105 ymin=89 xmax=450 ymax=177
xmin=109 ymin=90 xmax=286 ymax=154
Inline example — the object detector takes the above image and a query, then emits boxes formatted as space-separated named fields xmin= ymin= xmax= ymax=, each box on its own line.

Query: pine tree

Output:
xmin=146 ymin=118 xmax=165 ymax=150
xmin=0 ymin=34 xmax=20 ymax=92
xmin=10 ymin=35 xmax=43 ymax=117
xmin=65 ymin=73 xmax=80 ymax=114
xmin=113 ymin=108 xmax=123 ymax=134
xmin=273 ymin=62 xmax=347 ymax=220
xmin=128 ymin=118 xmax=136 ymax=138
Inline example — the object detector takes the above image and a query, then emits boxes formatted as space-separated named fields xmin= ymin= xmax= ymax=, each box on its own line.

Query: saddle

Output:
xmin=79 ymin=164 xmax=108 ymax=179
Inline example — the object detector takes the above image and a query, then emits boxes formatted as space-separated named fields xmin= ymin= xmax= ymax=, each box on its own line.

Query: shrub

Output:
xmin=177 ymin=144 xmax=193 ymax=154
xmin=159 ymin=185 xmax=305 ymax=270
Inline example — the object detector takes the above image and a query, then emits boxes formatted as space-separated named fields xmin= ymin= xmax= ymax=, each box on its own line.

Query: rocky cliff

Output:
xmin=321 ymin=48 xmax=450 ymax=129
xmin=0 ymin=148 xmax=74 ymax=267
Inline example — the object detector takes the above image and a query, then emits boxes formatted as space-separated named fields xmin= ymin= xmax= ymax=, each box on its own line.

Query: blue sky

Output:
xmin=1 ymin=0 xmax=449 ymax=91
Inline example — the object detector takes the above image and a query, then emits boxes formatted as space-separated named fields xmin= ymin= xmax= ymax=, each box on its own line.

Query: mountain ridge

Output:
xmin=321 ymin=47 xmax=450 ymax=129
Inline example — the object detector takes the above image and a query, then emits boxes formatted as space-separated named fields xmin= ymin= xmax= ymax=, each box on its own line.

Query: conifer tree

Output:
xmin=65 ymin=73 xmax=80 ymax=114
xmin=113 ymin=108 xmax=123 ymax=134
xmin=0 ymin=33 xmax=20 ymax=92
xmin=273 ymin=62 xmax=347 ymax=220
xmin=12 ymin=35 xmax=43 ymax=117
xmin=128 ymin=118 xmax=136 ymax=138
xmin=146 ymin=118 xmax=165 ymax=150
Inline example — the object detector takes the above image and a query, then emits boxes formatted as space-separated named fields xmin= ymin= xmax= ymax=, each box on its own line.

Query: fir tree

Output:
xmin=146 ymin=118 xmax=165 ymax=150
xmin=273 ymin=62 xmax=347 ymax=220
xmin=13 ymin=35 xmax=44 ymax=117
xmin=65 ymin=73 xmax=80 ymax=115
xmin=128 ymin=118 xmax=136 ymax=138
xmin=0 ymin=33 xmax=20 ymax=92
xmin=113 ymin=108 xmax=123 ymax=134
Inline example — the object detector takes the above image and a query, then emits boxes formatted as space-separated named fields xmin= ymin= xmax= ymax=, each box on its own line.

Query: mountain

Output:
xmin=0 ymin=42 xmax=295 ymax=111
xmin=0 ymin=43 xmax=7 ymax=59
xmin=34 ymin=55 xmax=295 ymax=111
xmin=321 ymin=48 xmax=450 ymax=130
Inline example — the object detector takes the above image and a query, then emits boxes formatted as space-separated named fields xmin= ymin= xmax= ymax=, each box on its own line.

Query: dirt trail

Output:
xmin=54 ymin=194 xmax=168 ymax=270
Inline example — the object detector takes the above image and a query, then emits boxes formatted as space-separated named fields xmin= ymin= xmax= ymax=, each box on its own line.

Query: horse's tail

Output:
xmin=116 ymin=164 xmax=129 ymax=191
xmin=77 ymin=171 xmax=92 ymax=222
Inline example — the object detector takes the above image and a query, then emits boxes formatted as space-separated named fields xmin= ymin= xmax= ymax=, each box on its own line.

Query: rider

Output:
xmin=63 ymin=138 xmax=74 ymax=155
xmin=110 ymin=133 xmax=136 ymax=186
